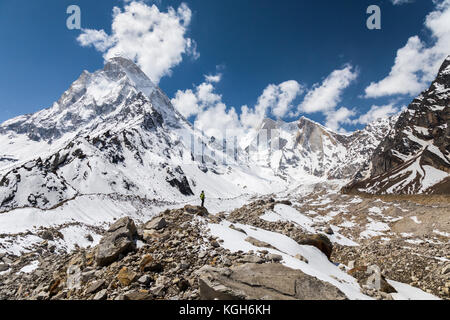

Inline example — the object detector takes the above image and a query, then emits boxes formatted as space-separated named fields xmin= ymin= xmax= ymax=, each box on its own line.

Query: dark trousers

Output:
xmin=201 ymin=199 xmax=204 ymax=207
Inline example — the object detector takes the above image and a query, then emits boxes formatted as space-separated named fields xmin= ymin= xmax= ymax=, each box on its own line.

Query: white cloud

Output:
xmin=240 ymin=80 xmax=303 ymax=129
xmin=351 ymin=104 xmax=400 ymax=125
xmin=298 ymin=65 xmax=358 ymax=114
xmin=194 ymin=103 xmax=244 ymax=139
xmin=171 ymin=76 xmax=303 ymax=138
xmin=204 ymin=73 xmax=222 ymax=83
xmin=325 ymin=107 xmax=356 ymax=133
xmin=365 ymin=0 xmax=450 ymax=98
xmin=77 ymin=1 xmax=197 ymax=84
xmin=171 ymin=89 xmax=199 ymax=119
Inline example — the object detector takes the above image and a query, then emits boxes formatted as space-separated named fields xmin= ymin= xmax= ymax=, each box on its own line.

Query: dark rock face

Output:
xmin=345 ymin=56 xmax=450 ymax=195
xmin=298 ymin=234 xmax=333 ymax=260
xmin=95 ymin=217 xmax=138 ymax=267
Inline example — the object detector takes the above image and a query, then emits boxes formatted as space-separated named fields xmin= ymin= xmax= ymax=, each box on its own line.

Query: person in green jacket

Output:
xmin=200 ymin=191 xmax=205 ymax=208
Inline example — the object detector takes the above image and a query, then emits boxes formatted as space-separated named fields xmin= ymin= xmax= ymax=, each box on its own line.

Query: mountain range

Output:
xmin=0 ymin=56 xmax=449 ymax=213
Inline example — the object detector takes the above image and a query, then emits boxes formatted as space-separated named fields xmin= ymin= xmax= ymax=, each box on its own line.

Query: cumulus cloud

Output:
xmin=365 ymin=0 xmax=450 ymax=98
xmin=171 ymin=89 xmax=200 ymax=119
xmin=351 ymin=104 xmax=400 ymax=125
xmin=298 ymin=65 xmax=358 ymax=114
xmin=325 ymin=107 xmax=356 ymax=133
xmin=240 ymin=81 xmax=303 ymax=129
xmin=171 ymin=76 xmax=303 ymax=138
xmin=77 ymin=1 xmax=198 ymax=84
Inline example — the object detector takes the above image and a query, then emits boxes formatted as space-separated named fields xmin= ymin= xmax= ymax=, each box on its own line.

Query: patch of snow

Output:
xmin=388 ymin=280 xmax=440 ymax=300
xmin=208 ymin=220 xmax=370 ymax=300
xmin=18 ymin=260 xmax=39 ymax=274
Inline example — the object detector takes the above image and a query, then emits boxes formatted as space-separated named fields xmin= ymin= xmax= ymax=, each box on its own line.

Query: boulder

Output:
xmin=348 ymin=266 xmax=397 ymax=294
xmin=0 ymin=264 xmax=9 ymax=272
xmin=297 ymin=234 xmax=333 ymax=260
xmin=95 ymin=217 xmax=138 ymax=267
xmin=184 ymin=205 xmax=208 ymax=216
xmin=197 ymin=263 xmax=347 ymax=300
xmin=240 ymin=255 xmax=264 ymax=264
xmin=145 ymin=217 xmax=168 ymax=231
xmin=39 ymin=230 xmax=54 ymax=241
xmin=117 ymin=267 xmax=137 ymax=287
xmin=86 ymin=280 xmax=105 ymax=295
xmin=123 ymin=290 xmax=153 ymax=300
xmin=93 ymin=289 xmax=107 ymax=300
xmin=266 ymin=254 xmax=283 ymax=262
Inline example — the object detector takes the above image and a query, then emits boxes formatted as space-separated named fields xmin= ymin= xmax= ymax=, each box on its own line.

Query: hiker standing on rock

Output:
xmin=200 ymin=191 xmax=205 ymax=208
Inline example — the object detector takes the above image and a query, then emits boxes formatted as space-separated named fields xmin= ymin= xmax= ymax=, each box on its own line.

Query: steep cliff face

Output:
xmin=344 ymin=56 xmax=450 ymax=195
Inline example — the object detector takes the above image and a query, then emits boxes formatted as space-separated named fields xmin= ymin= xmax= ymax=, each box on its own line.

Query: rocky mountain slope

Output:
xmin=1 ymin=191 xmax=447 ymax=300
xmin=344 ymin=56 xmax=450 ymax=195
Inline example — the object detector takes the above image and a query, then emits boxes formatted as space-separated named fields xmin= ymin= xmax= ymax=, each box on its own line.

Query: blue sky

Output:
xmin=0 ymin=0 xmax=449 ymax=135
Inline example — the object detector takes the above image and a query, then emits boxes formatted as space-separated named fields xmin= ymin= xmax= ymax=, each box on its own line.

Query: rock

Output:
xmin=93 ymin=289 xmax=107 ymax=300
xmin=294 ymin=254 xmax=309 ymax=264
xmin=0 ymin=264 xmax=9 ymax=272
xmin=123 ymin=290 xmax=152 ymax=300
xmin=39 ymin=230 xmax=54 ymax=241
xmin=177 ymin=279 xmax=190 ymax=292
xmin=197 ymin=263 xmax=347 ymax=300
xmin=139 ymin=255 xmax=163 ymax=273
xmin=184 ymin=205 xmax=208 ymax=216
xmin=210 ymin=240 xmax=220 ymax=248
xmin=245 ymin=237 xmax=275 ymax=249
xmin=441 ymin=265 xmax=450 ymax=275
xmin=266 ymin=254 xmax=283 ymax=262
xmin=48 ymin=278 xmax=63 ymax=297
xmin=241 ymin=255 xmax=264 ymax=264
xmin=278 ymin=200 xmax=292 ymax=206
xmin=35 ymin=291 xmax=49 ymax=300
xmin=229 ymin=225 xmax=247 ymax=235
xmin=150 ymin=285 xmax=165 ymax=297
xmin=348 ymin=266 xmax=397 ymax=294
xmin=138 ymin=275 xmax=151 ymax=286
xmin=86 ymin=280 xmax=105 ymax=295
xmin=117 ymin=267 xmax=137 ymax=287
xmin=66 ymin=265 xmax=82 ymax=290
xmin=85 ymin=234 xmax=94 ymax=242
xmin=145 ymin=217 xmax=168 ymax=231
xmin=298 ymin=234 xmax=333 ymax=260
xmin=325 ymin=227 xmax=334 ymax=235
xmin=139 ymin=254 xmax=154 ymax=272
xmin=95 ymin=217 xmax=138 ymax=267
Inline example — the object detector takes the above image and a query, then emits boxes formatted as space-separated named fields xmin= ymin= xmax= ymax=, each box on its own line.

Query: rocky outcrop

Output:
xmin=184 ymin=205 xmax=208 ymax=216
xmin=196 ymin=263 xmax=347 ymax=300
xmin=95 ymin=217 xmax=138 ymax=267
xmin=345 ymin=56 xmax=450 ymax=195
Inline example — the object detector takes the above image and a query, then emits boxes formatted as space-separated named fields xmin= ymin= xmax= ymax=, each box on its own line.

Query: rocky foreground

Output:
xmin=0 ymin=192 xmax=449 ymax=300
